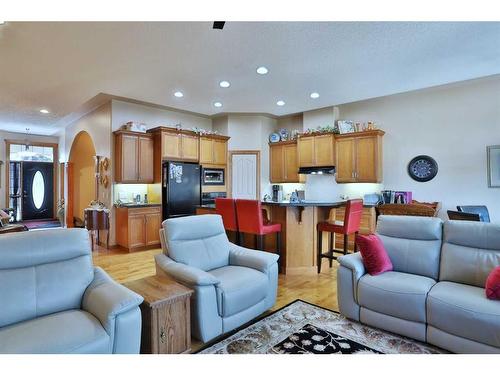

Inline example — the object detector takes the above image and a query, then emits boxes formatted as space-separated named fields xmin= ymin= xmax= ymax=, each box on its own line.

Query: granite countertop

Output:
xmin=114 ymin=203 xmax=162 ymax=208
xmin=261 ymin=200 xmax=377 ymax=208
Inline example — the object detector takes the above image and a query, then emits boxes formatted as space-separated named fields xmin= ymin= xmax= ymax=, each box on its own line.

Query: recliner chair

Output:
xmin=0 ymin=229 xmax=144 ymax=354
xmin=155 ymin=214 xmax=279 ymax=343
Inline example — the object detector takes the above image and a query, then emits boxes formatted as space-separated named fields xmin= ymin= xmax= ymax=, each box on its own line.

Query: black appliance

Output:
xmin=201 ymin=191 xmax=227 ymax=206
xmin=298 ymin=166 xmax=335 ymax=175
xmin=162 ymin=161 xmax=201 ymax=220
xmin=202 ymin=168 xmax=225 ymax=185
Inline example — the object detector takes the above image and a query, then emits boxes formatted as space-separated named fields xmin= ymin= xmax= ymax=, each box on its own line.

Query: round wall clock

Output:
xmin=408 ymin=155 xmax=438 ymax=182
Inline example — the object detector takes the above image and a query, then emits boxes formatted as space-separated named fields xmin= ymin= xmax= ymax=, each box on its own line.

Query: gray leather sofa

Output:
xmin=338 ymin=215 xmax=500 ymax=353
xmin=0 ymin=229 xmax=144 ymax=354
xmin=156 ymin=214 xmax=279 ymax=343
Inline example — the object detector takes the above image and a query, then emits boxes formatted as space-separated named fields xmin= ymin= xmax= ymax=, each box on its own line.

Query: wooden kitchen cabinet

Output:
xmin=199 ymin=135 xmax=229 ymax=165
xmin=270 ymin=141 xmax=303 ymax=183
xmin=180 ymin=134 xmax=199 ymax=161
xmin=115 ymin=206 xmax=162 ymax=251
xmin=114 ymin=131 xmax=154 ymax=183
xmin=297 ymin=133 xmax=335 ymax=167
xmin=335 ymin=130 xmax=384 ymax=183
xmin=161 ymin=132 xmax=182 ymax=159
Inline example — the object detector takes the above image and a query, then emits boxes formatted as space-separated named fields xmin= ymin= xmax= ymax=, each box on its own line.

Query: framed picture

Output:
xmin=338 ymin=120 xmax=355 ymax=134
xmin=487 ymin=145 xmax=500 ymax=188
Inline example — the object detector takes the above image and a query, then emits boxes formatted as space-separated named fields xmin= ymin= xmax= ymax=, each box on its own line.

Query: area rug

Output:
xmin=22 ymin=219 xmax=61 ymax=230
xmin=198 ymin=300 xmax=446 ymax=354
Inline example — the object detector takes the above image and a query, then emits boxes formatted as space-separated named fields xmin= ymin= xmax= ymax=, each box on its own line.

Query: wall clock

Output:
xmin=408 ymin=155 xmax=438 ymax=182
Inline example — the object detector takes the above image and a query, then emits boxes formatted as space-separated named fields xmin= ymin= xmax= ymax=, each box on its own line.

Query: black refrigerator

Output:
xmin=162 ymin=161 xmax=201 ymax=220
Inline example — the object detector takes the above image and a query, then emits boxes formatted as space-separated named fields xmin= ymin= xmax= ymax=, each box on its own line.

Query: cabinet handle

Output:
xmin=160 ymin=328 xmax=166 ymax=344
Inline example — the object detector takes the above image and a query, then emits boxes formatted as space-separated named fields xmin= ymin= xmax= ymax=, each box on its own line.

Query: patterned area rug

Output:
xmin=198 ymin=300 xmax=446 ymax=354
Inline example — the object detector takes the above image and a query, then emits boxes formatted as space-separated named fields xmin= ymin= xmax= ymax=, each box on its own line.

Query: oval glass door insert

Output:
xmin=32 ymin=170 xmax=45 ymax=209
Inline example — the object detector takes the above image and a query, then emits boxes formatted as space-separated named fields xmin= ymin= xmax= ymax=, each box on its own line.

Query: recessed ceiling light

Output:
xmin=219 ymin=80 xmax=230 ymax=88
xmin=276 ymin=100 xmax=285 ymax=106
xmin=310 ymin=92 xmax=320 ymax=99
xmin=40 ymin=109 xmax=50 ymax=114
xmin=213 ymin=102 xmax=223 ymax=108
xmin=256 ymin=66 xmax=268 ymax=75
xmin=174 ymin=91 xmax=184 ymax=98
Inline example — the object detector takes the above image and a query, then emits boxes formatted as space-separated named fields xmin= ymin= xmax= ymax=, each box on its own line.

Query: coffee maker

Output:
xmin=272 ymin=185 xmax=283 ymax=202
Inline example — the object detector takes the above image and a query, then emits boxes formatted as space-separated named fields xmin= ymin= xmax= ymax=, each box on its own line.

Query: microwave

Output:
xmin=202 ymin=168 xmax=225 ymax=185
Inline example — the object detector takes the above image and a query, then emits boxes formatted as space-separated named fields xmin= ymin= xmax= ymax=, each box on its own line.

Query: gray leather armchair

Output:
xmin=0 ymin=229 xmax=143 ymax=354
xmin=155 ymin=214 xmax=279 ymax=343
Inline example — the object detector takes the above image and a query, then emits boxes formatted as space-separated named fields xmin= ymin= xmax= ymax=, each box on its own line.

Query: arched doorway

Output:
xmin=68 ymin=131 xmax=96 ymax=227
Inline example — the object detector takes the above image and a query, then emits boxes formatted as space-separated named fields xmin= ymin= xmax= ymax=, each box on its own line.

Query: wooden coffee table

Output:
xmin=124 ymin=275 xmax=194 ymax=354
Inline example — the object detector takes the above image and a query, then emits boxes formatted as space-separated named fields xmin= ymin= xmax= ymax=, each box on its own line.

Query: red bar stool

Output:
xmin=316 ymin=199 xmax=363 ymax=273
xmin=235 ymin=199 xmax=282 ymax=265
xmin=215 ymin=198 xmax=240 ymax=244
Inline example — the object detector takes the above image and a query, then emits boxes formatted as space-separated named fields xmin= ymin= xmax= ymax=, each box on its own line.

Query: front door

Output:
xmin=22 ymin=162 xmax=54 ymax=220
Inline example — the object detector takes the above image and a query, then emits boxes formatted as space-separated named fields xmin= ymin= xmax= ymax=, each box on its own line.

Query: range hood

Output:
xmin=298 ymin=166 xmax=336 ymax=175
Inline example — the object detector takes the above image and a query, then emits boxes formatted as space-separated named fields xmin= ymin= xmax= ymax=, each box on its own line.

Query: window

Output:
xmin=32 ymin=171 xmax=45 ymax=209
xmin=10 ymin=144 xmax=54 ymax=162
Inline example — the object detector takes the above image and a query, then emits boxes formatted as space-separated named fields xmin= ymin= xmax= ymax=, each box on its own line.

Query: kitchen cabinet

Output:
xmin=270 ymin=141 xmax=303 ymax=183
xmin=335 ymin=130 xmax=384 ymax=183
xmin=199 ymin=136 xmax=229 ymax=165
xmin=115 ymin=206 xmax=162 ymax=251
xmin=159 ymin=131 xmax=199 ymax=161
xmin=114 ymin=131 xmax=154 ymax=183
xmin=180 ymin=133 xmax=199 ymax=161
xmin=297 ymin=133 xmax=335 ymax=167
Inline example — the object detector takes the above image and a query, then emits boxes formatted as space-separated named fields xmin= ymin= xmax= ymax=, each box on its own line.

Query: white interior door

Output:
xmin=231 ymin=153 xmax=258 ymax=199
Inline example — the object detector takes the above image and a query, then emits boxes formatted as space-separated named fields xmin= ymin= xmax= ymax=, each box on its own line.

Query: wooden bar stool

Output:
xmin=235 ymin=199 xmax=282 ymax=267
xmin=215 ymin=198 xmax=240 ymax=244
xmin=316 ymin=199 xmax=363 ymax=273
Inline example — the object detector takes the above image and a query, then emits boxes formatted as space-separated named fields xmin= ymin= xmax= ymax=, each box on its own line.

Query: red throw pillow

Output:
xmin=485 ymin=266 xmax=500 ymax=300
xmin=356 ymin=234 xmax=393 ymax=276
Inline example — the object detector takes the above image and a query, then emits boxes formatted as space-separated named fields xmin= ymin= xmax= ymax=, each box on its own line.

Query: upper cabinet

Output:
xmin=270 ymin=141 xmax=304 ymax=183
xmin=114 ymin=131 xmax=154 ymax=183
xmin=297 ymin=133 xmax=335 ymax=167
xmin=199 ymin=136 xmax=229 ymax=165
xmin=158 ymin=129 xmax=199 ymax=161
xmin=335 ymin=130 xmax=384 ymax=183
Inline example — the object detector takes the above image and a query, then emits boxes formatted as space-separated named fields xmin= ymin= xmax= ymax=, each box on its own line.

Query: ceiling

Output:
xmin=1 ymin=21 xmax=499 ymax=135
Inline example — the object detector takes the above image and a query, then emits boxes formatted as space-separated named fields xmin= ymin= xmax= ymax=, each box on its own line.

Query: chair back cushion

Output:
xmin=215 ymin=198 xmax=238 ymax=231
xmin=163 ymin=214 xmax=230 ymax=271
xmin=235 ymin=199 xmax=264 ymax=234
xmin=440 ymin=220 xmax=500 ymax=287
xmin=0 ymin=229 xmax=93 ymax=327
xmin=376 ymin=215 xmax=443 ymax=279
xmin=343 ymin=199 xmax=364 ymax=234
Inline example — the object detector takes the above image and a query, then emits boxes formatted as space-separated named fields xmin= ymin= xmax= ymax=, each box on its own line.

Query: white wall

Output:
xmin=302 ymin=106 xmax=339 ymax=131
xmin=338 ymin=75 xmax=500 ymax=222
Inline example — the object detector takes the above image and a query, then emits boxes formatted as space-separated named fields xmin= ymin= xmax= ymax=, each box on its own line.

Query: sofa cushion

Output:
xmin=0 ymin=309 xmax=110 ymax=354
xmin=486 ymin=266 xmax=500 ymax=300
xmin=440 ymin=221 xmax=500 ymax=287
xmin=209 ymin=265 xmax=268 ymax=317
xmin=358 ymin=271 xmax=436 ymax=322
xmin=376 ymin=216 xmax=443 ymax=279
xmin=427 ymin=281 xmax=500 ymax=348
xmin=163 ymin=215 xmax=230 ymax=271
xmin=356 ymin=234 xmax=393 ymax=275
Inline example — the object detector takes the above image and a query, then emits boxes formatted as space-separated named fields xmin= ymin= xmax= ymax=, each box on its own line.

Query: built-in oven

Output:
xmin=201 ymin=192 xmax=227 ymax=206
xmin=202 ymin=168 xmax=225 ymax=185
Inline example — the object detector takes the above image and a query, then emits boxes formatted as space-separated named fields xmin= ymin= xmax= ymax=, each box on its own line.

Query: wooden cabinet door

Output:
xmin=355 ymin=136 xmax=379 ymax=182
xmin=145 ymin=212 xmax=161 ymax=246
xmin=283 ymin=144 xmax=299 ymax=182
xmin=128 ymin=214 xmax=146 ymax=249
xmin=314 ymin=134 xmax=335 ymax=166
xmin=270 ymin=144 xmax=284 ymax=183
xmin=162 ymin=132 xmax=181 ymax=159
xmin=297 ymin=137 xmax=315 ymax=167
xmin=199 ymin=138 xmax=213 ymax=164
xmin=138 ymin=136 xmax=154 ymax=182
xmin=180 ymin=134 xmax=199 ymax=161
xmin=212 ymin=139 xmax=227 ymax=165
xmin=335 ymin=138 xmax=356 ymax=183
xmin=120 ymin=134 xmax=139 ymax=182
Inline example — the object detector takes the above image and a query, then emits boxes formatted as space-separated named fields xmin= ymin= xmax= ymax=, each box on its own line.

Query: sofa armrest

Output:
xmin=82 ymin=267 xmax=143 ymax=334
xmin=155 ymin=253 xmax=220 ymax=286
xmin=228 ymin=243 xmax=279 ymax=273
xmin=338 ymin=252 xmax=366 ymax=279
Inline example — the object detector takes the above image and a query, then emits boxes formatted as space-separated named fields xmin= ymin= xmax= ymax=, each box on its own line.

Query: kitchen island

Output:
xmin=195 ymin=200 xmax=376 ymax=275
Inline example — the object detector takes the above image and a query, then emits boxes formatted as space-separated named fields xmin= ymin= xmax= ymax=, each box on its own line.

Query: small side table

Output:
xmin=84 ymin=208 xmax=110 ymax=250
xmin=124 ymin=275 xmax=194 ymax=354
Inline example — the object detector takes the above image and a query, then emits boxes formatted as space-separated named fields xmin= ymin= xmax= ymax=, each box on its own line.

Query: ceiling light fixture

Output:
xmin=310 ymin=92 xmax=320 ymax=99
xmin=174 ymin=91 xmax=184 ymax=98
xmin=213 ymin=102 xmax=223 ymax=108
xmin=40 ymin=109 xmax=50 ymax=114
xmin=276 ymin=100 xmax=285 ymax=106
xmin=256 ymin=66 xmax=268 ymax=75
xmin=219 ymin=81 xmax=230 ymax=88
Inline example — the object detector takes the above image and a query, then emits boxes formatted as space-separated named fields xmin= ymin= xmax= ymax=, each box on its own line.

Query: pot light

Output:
xmin=276 ymin=100 xmax=285 ymax=106
xmin=256 ymin=66 xmax=268 ymax=75
xmin=174 ymin=91 xmax=184 ymax=98
xmin=219 ymin=80 xmax=230 ymax=88
xmin=213 ymin=102 xmax=223 ymax=108
xmin=310 ymin=92 xmax=320 ymax=99
xmin=40 ymin=109 xmax=50 ymax=114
